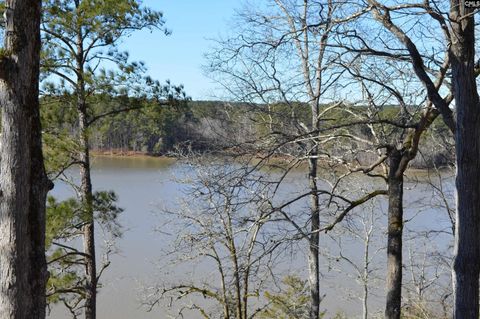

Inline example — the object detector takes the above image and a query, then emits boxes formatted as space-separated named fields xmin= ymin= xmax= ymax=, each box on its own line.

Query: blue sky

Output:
xmin=121 ymin=1 xmax=241 ymax=100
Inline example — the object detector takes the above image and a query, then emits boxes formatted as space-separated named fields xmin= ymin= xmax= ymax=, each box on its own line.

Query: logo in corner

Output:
xmin=465 ymin=1 xmax=480 ymax=8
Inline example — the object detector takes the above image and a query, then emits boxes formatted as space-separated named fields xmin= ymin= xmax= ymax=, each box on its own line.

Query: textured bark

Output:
xmin=362 ymin=228 xmax=370 ymax=319
xmin=365 ymin=3 xmax=456 ymax=318
xmin=308 ymin=156 xmax=320 ymax=319
xmin=0 ymin=1 xmax=49 ymax=318
xmin=450 ymin=2 xmax=480 ymax=318
xmin=74 ymin=12 xmax=98 ymax=317
xmin=228 ymin=232 xmax=242 ymax=319
xmin=29 ymin=61 xmax=50 ymax=319
xmin=385 ymin=151 xmax=403 ymax=319
xmin=78 ymin=89 xmax=97 ymax=319
xmin=80 ymin=156 xmax=96 ymax=319
xmin=308 ymin=97 xmax=320 ymax=319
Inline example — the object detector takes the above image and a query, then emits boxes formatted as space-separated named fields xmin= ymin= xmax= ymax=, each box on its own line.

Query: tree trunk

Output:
xmin=362 ymin=230 xmax=370 ymax=319
xmin=29 ymin=60 xmax=51 ymax=319
xmin=230 ymin=243 xmax=242 ymax=319
xmin=450 ymin=2 xmax=480 ymax=318
xmin=74 ymin=16 xmax=97 ymax=318
xmin=78 ymin=101 xmax=97 ymax=319
xmin=385 ymin=151 xmax=403 ymax=319
xmin=308 ymin=155 xmax=320 ymax=319
xmin=0 ymin=1 xmax=49 ymax=318
xmin=362 ymin=283 xmax=368 ymax=319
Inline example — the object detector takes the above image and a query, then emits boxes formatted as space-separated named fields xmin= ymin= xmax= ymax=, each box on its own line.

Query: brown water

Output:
xmin=47 ymin=156 xmax=455 ymax=319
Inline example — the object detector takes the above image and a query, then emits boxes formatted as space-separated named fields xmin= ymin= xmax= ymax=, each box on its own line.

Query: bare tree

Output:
xmin=322 ymin=3 xmax=458 ymax=316
xmin=401 ymin=166 xmax=456 ymax=318
xmin=341 ymin=64 xmax=451 ymax=319
xmin=206 ymin=1 xmax=462 ymax=318
xmin=356 ymin=1 xmax=480 ymax=316
xmin=144 ymin=160 xmax=288 ymax=319
xmin=327 ymin=201 xmax=384 ymax=319
xmin=206 ymin=2 xmax=378 ymax=317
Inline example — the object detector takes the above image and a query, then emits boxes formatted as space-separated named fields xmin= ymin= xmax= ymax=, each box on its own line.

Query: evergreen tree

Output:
xmin=40 ymin=1 xmax=184 ymax=318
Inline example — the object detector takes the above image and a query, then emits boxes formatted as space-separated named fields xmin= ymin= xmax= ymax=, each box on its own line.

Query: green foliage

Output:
xmin=331 ymin=312 xmax=348 ymax=319
xmin=40 ymin=95 xmax=455 ymax=167
xmin=46 ymin=196 xmax=81 ymax=248
xmin=40 ymin=0 xmax=189 ymax=155
xmin=40 ymin=93 xmax=192 ymax=155
xmin=259 ymin=275 xmax=320 ymax=319
xmin=46 ymin=191 xmax=123 ymax=309
xmin=41 ymin=0 xmax=175 ymax=100
xmin=40 ymin=95 xmax=80 ymax=177
xmin=38 ymin=0 xmax=187 ymax=316
xmin=259 ymin=275 xmax=350 ymax=318
xmin=43 ymin=131 xmax=78 ymax=175
xmin=400 ymin=300 xmax=449 ymax=319
xmin=46 ymin=196 xmax=84 ymax=309
xmin=46 ymin=191 xmax=123 ymax=250
xmin=92 ymin=190 xmax=123 ymax=238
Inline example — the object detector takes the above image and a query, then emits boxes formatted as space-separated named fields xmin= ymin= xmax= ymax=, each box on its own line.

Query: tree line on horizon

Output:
xmin=43 ymin=96 xmax=455 ymax=169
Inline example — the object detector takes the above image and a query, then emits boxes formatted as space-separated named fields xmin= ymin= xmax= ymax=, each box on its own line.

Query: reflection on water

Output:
xmin=90 ymin=155 xmax=177 ymax=170
xmin=47 ymin=156 xmax=455 ymax=319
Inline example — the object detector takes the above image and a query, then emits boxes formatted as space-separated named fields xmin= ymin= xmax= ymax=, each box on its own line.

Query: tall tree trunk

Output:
xmin=78 ymin=100 xmax=97 ymax=319
xmin=308 ymin=155 xmax=320 ymax=319
xmin=385 ymin=151 xmax=403 ymax=319
xmin=362 ymin=279 xmax=368 ymax=319
xmin=230 ymin=243 xmax=242 ymax=319
xmin=362 ymin=228 xmax=370 ymax=319
xmin=308 ymin=96 xmax=320 ymax=319
xmin=0 ymin=1 xmax=49 ymax=318
xmin=450 ymin=2 xmax=480 ymax=318
xmin=29 ymin=53 xmax=51 ymax=319
xmin=75 ymin=15 xmax=97 ymax=318
xmin=225 ymin=212 xmax=242 ymax=319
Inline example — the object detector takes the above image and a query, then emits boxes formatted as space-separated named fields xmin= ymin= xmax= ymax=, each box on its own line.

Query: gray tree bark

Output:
xmin=73 ymin=10 xmax=97 ymax=318
xmin=308 ymin=98 xmax=321 ymax=319
xmin=450 ymin=2 xmax=480 ymax=318
xmin=78 ymin=109 xmax=97 ymax=319
xmin=308 ymin=156 xmax=320 ymax=319
xmin=385 ymin=150 xmax=403 ymax=319
xmin=0 ymin=1 xmax=50 ymax=318
xmin=76 ymin=65 xmax=97 ymax=319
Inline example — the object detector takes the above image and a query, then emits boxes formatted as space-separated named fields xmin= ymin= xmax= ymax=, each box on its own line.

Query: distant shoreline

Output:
xmin=90 ymin=149 xmax=172 ymax=160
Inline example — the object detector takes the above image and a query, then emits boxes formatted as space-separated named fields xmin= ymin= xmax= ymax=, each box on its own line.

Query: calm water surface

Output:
xmin=47 ymin=156 xmax=455 ymax=319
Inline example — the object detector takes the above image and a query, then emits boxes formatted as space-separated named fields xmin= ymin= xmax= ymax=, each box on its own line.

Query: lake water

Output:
xmin=47 ymin=156 xmax=455 ymax=319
